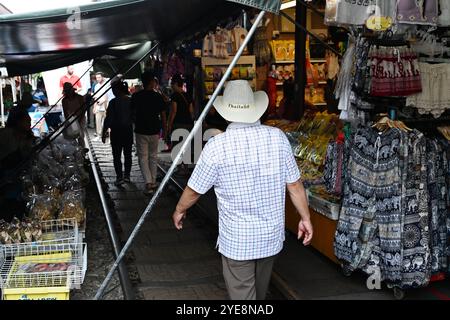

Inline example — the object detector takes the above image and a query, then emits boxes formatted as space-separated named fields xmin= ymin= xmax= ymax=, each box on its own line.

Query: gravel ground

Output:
xmin=70 ymin=167 xmax=124 ymax=300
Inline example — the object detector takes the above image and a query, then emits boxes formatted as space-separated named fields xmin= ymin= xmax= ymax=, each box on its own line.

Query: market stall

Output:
xmin=265 ymin=0 xmax=450 ymax=299
xmin=0 ymin=134 xmax=88 ymax=300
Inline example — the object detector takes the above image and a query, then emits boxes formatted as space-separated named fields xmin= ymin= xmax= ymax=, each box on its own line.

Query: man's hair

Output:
xmin=6 ymin=106 xmax=29 ymax=128
xmin=141 ymin=70 xmax=156 ymax=88
xmin=95 ymin=72 xmax=104 ymax=77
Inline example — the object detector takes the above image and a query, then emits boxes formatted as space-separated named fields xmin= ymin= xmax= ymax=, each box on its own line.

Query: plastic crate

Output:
xmin=0 ymin=243 xmax=87 ymax=292
xmin=3 ymin=286 xmax=70 ymax=300
xmin=1 ymin=218 xmax=80 ymax=258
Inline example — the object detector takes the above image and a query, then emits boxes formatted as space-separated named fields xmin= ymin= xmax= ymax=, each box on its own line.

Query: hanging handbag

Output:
xmin=323 ymin=132 xmax=345 ymax=196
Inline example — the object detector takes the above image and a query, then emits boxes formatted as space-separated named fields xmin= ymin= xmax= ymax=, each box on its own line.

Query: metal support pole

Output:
xmin=294 ymin=0 xmax=307 ymax=118
xmin=94 ymin=10 xmax=267 ymax=300
xmin=0 ymin=78 xmax=4 ymax=128
xmin=11 ymin=79 xmax=17 ymax=103
xmin=84 ymin=130 xmax=135 ymax=300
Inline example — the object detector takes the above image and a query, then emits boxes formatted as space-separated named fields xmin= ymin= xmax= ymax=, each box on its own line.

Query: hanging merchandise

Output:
xmin=396 ymin=0 xmax=439 ymax=26
xmin=399 ymin=130 xmax=431 ymax=289
xmin=202 ymin=32 xmax=214 ymax=57
xmin=231 ymin=26 xmax=249 ymax=54
xmin=323 ymin=132 xmax=346 ymax=196
xmin=369 ymin=45 xmax=422 ymax=97
xmin=267 ymin=65 xmax=278 ymax=116
xmin=426 ymin=139 xmax=449 ymax=275
xmin=334 ymin=126 xmax=404 ymax=284
xmin=333 ymin=121 xmax=450 ymax=290
xmin=325 ymin=0 xmax=397 ymax=26
xmin=406 ymin=63 xmax=450 ymax=118
xmin=438 ymin=0 xmax=450 ymax=26
xmin=251 ymin=17 xmax=272 ymax=66
xmin=213 ymin=27 xmax=230 ymax=59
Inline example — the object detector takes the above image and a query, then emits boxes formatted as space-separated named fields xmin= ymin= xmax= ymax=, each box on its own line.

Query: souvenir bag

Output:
xmin=323 ymin=132 xmax=345 ymax=196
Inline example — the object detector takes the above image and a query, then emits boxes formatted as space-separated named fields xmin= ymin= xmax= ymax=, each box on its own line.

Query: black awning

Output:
xmin=0 ymin=0 xmax=280 ymax=76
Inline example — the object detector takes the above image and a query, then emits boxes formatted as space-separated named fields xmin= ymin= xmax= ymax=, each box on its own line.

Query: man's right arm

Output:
xmin=286 ymin=180 xmax=313 ymax=245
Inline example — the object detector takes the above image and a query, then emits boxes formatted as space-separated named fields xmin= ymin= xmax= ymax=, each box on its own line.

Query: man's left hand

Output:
xmin=172 ymin=210 xmax=187 ymax=230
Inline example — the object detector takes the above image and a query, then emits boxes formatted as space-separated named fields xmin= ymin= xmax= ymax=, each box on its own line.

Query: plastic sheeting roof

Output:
xmin=0 ymin=0 xmax=280 ymax=76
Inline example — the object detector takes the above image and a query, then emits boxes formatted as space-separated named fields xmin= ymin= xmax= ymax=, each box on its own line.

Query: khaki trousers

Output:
xmin=221 ymin=254 xmax=276 ymax=300
xmin=95 ymin=111 xmax=106 ymax=136
xmin=135 ymin=133 xmax=159 ymax=185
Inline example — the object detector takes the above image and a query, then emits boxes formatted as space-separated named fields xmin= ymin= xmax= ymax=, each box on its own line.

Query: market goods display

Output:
xmin=0 ymin=218 xmax=42 ymax=244
xmin=19 ymin=137 xmax=89 ymax=229
xmin=59 ymin=191 xmax=86 ymax=227
xmin=16 ymin=262 xmax=73 ymax=274
xmin=264 ymin=119 xmax=301 ymax=132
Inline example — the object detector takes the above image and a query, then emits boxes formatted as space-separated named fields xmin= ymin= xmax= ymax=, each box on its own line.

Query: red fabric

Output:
xmin=266 ymin=77 xmax=277 ymax=115
xmin=59 ymin=75 xmax=82 ymax=90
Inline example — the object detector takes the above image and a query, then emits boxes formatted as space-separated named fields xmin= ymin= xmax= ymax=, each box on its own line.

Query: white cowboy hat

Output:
xmin=213 ymin=80 xmax=268 ymax=123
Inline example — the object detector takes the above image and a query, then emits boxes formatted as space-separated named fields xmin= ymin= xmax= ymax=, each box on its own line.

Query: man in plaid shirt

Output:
xmin=172 ymin=80 xmax=312 ymax=300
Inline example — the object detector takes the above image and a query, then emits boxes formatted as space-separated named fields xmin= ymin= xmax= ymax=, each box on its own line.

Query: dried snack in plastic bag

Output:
xmin=0 ymin=220 xmax=12 ymax=244
xmin=31 ymin=220 xmax=43 ymax=241
xmin=64 ymin=173 xmax=83 ymax=192
xmin=59 ymin=191 xmax=86 ymax=226
xmin=28 ymin=194 xmax=57 ymax=221
xmin=8 ymin=218 xmax=22 ymax=244
xmin=20 ymin=219 xmax=34 ymax=243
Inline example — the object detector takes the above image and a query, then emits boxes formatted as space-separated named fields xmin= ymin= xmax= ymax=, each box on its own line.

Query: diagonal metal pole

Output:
xmin=94 ymin=10 xmax=267 ymax=300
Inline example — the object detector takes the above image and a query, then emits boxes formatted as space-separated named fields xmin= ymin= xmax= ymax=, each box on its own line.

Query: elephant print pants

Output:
xmin=335 ymin=127 xmax=403 ymax=284
xmin=399 ymin=131 xmax=430 ymax=289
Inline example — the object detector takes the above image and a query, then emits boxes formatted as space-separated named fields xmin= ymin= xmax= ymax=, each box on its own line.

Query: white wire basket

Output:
xmin=0 ymin=242 xmax=87 ymax=290
xmin=1 ymin=218 xmax=80 ymax=257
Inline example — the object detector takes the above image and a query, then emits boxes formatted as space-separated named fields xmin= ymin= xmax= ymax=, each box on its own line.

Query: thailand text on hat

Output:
xmin=213 ymin=80 xmax=268 ymax=123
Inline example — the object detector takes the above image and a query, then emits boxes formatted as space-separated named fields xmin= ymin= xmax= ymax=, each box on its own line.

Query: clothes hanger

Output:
xmin=437 ymin=126 xmax=450 ymax=140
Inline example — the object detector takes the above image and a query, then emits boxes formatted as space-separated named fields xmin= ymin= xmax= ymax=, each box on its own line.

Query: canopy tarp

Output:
xmin=0 ymin=0 xmax=281 ymax=76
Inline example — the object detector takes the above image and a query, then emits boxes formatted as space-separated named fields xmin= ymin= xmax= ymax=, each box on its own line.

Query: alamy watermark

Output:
xmin=366 ymin=265 xmax=381 ymax=290
xmin=66 ymin=7 xmax=81 ymax=30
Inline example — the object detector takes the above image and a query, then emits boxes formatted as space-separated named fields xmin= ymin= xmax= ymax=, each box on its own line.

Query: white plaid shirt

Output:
xmin=188 ymin=121 xmax=300 ymax=260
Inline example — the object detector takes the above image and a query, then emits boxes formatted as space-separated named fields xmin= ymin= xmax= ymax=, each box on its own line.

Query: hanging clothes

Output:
xmin=397 ymin=0 xmax=439 ymax=26
xmin=334 ymin=127 xmax=403 ymax=284
xmin=438 ymin=0 xmax=450 ymax=26
xmin=369 ymin=46 xmax=422 ymax=97
xmin=399 ymin=130 xmax=431 ymax=289
xmin=326 ymin=0 xmax=397 ymax=26
xmin=426 ymin=139 xmax=449 ymax=275
xmin=406 ymin=63 xmax=450 ymax=118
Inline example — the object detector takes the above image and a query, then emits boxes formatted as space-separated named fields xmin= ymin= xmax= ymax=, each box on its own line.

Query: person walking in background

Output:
xmin=93 ymin=72 xmax=110 ymax=140
xmin=172 ymin=80 xmax=313 ymax=300
xmin=168 ymin=74 xmax=194 ymax=173
xmin=131 ymin=71 xmax=167 ymax=195
xmin=102 ymin=81 xmax=133 ymax=186
xmin=59 ymin=65 xmax=82 ymax=94
xmin=168 ymin=73 xmax=194 ymax=138
xmin=84 ymin=88 xmax=94 ymax=129
xmin=62 ymin=82 xmax=86 ymax=147
xmin=277 ymin=77 xmax=298 ymax=121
